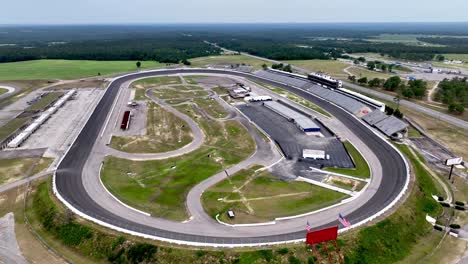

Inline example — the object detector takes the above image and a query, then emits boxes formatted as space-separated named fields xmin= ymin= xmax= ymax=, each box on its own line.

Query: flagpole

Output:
xmin=312 ymin=244 xmax=321 ymax=264
xmin=323 ymin=243 xmax=333 ymax=264
xmin=334 ymin=240 xmax=344 ymax=264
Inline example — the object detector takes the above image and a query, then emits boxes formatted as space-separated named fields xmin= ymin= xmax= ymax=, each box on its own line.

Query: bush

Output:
xmin=434 ymin=225 xmax=444 ymax=231
xmin=438 ymin=196 xmax=445 ymax=201
xmin=127 ymin=243 xmax=157 ymax=264
xmin=455 ymin=201 xmax=465 ymax=206
xmin=288 ymin=255 xmax=302 ymax=264
xmin=357 ymin=77 xmax=368 ymax=84
xmin=277 ymin=248 xmax=289 ymax=255
xmin=258 ymin=250 xmax=273 ymax=262
xmin=455 ymin=206 xmax=466 ymax=211
xmin=449 ymin=224 xmax=461 ymax=229
xmin=440 ymin=202 xmax=451 ymax=207
xmin=393 ymin=109 xmax=404 ymax=118
xmin=56 ymin=223 xmax=93 ymax=246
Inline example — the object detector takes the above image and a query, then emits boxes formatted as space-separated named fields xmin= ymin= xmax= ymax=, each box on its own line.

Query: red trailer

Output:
xmin=121 ymin=111 xmax=131 ymax=130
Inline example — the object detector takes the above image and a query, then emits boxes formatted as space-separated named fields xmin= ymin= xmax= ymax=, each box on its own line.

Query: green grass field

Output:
xmin=152 ymin=89 xmax=209 ymax=100
xmin=0 ymin=157 xmax=52 ymax=186
xmin=102 ymin=113 xmax=255 ymax=221
xmin=202 ymin=166 xmax=348 ymax=224
xmin=285 ymin=59 xmax=349 ymax=77
xmin=365 ymin=34 xmax=446 ymax=47
xmin=442 ymin=53 xmax=468 ymax=62
xmin=346 ymin=66 xmax=393 ymax=80
xmin=0 ymin=60 xmax=166 ymax=80
xmin=325 ymin=141 xmax=371 ymax=178
xmin=110 ymin=102 xmax=193 ymax=153
xmin=131 ymin=76 xmax=182 ymax=88
xmin=189 ymin=55 xmax=271 ymax=70
xmin=193 ymin=97 xmax=229 ymax=119
xmin=0 ymin=87 xmax=9 ymax=95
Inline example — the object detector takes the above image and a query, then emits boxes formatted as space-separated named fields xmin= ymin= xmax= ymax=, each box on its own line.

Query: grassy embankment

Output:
xmin=110 ymin=101 xmax=193 ymax=153
xmin=325 ymin=141 xmax=371 ymax=179
xmin=202 ymin=166 xmax=348 ymax=224
xmin=0 ymin=157 xmax=52 ymax=186
xmin=24 ymin=143 xmax=445 ymax=263
xmin=0 ymin=59 xmax=166 ymax=80
xmin=102 ymin=102 xmax=255 ymax=220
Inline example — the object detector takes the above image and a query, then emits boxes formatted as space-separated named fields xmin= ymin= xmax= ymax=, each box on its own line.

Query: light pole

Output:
xmin=393 ymin=95 xmax=401 ymax=111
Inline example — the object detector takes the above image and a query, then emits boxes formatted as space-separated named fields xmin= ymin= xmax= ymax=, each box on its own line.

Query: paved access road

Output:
xmin=55 ymin=68 xmax=408 ymax=246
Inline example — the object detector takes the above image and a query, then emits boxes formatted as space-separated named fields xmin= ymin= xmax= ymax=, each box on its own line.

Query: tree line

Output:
xmin=0 ymin=38 xmax=221 ymax=63
xmin=435 ymin=77 xmax=467 ymax=114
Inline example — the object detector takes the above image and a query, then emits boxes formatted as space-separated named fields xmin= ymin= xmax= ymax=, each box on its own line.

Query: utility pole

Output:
xmin=393 ymin=95 xmax=401 ymax=111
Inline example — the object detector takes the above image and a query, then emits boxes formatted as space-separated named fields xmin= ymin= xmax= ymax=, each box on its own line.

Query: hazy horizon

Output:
xmin=1 ymin=0 xmax=467 ymax=24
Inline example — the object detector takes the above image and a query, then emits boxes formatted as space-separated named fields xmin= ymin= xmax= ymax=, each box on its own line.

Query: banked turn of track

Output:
xmin=54 ymin=68 xmax=409 ymax=246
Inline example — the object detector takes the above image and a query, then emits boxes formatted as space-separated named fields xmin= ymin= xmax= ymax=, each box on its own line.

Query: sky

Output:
xmin=1 ymin=0 xmax=467 ymax=24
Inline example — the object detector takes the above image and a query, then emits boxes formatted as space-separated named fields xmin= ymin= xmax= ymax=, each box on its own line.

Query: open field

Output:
xmin=442 ymin=53 xmax=468 ymax=62
xmin=365 ymin=34 xmax=446 ymax=47
xmin=110 ymin=102 xmax=193 ymax=153
xmin=202 ymin=166 xmax=348 ymax=224
xmin=325 ymin=141 xmax=371 ymax=178
xmin=0 ymin=157 xmax=52 ymax=186
xmin=0 ymin=87 xmax=8 ymax=95
xmin=285 ymin=59 xmax=349 ymax=77
xmin=131 ymin=76 xmax=182 ymax=88
xmin=189 ymin=55 xmax=271 ymax=70
xmin=182 ymin=76 xmax=213 ymax=85
xmin=346 ymin=66 xmax=393 ymax=80
xmin=26 ymin=92 xmax=64 ymax=111
xmin=193 ymin=97 xmax=229 ymax=118
xmin=152 ymin=89 xmax=209 ymax=100
xmin=0 ymin=60 xmax=166 ymax=80
xmin=102 ymin=114 xmax=255 ymax=221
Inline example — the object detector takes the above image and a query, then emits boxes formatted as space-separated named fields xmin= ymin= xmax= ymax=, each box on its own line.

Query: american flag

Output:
xmin=305 ymin=221 xmax=311 ymax=232
xmin=338 ymin=213 xmax=351 ymax=227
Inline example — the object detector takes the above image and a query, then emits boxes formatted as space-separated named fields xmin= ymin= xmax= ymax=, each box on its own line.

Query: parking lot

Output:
xmin=238 ymin=102 xmax=354 ymax=169
xmin=19 ymin=88 xmax=104 ymax=157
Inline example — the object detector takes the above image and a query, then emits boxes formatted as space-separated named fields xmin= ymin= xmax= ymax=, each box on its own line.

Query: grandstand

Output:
xmin=256 ymin=70 xmax=371 ymax=116
xmin=255 ymin=70 xmax=408 ymax=138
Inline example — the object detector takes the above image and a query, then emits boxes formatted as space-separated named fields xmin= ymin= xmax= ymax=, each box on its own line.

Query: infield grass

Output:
xmin=202 ymin=166 xmax=348 ymax=224
xmin=110 ymin=102 xmax=193 ymax=153
xmin=102 ymin=112 xmax=255 ymax=221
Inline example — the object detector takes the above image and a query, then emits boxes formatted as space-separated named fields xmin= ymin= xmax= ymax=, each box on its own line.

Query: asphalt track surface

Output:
xmin=55 ymin=68 xmax=407 ymax=245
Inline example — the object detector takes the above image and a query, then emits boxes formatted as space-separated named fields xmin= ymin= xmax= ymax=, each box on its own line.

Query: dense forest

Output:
xmin=435 ymin=77 xmax=467 ymax=113
xmin=1 ymin=24 xmax=468 ymax=63
xmin=0 ymin=37 xmax=221 ymax=63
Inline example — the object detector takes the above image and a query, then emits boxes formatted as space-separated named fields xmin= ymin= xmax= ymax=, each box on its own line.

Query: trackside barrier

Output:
xmin=53 ymin=68 xmax=410 ymax=247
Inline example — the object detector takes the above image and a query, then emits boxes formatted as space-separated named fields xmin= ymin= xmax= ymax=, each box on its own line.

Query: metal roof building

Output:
xmin=362 ymin=110 xmax=388 ymax=125
xmin=263 ymin=101 xmax=320 ymax=132
xmin=374 ymin=116 xmax=408 ymax=137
